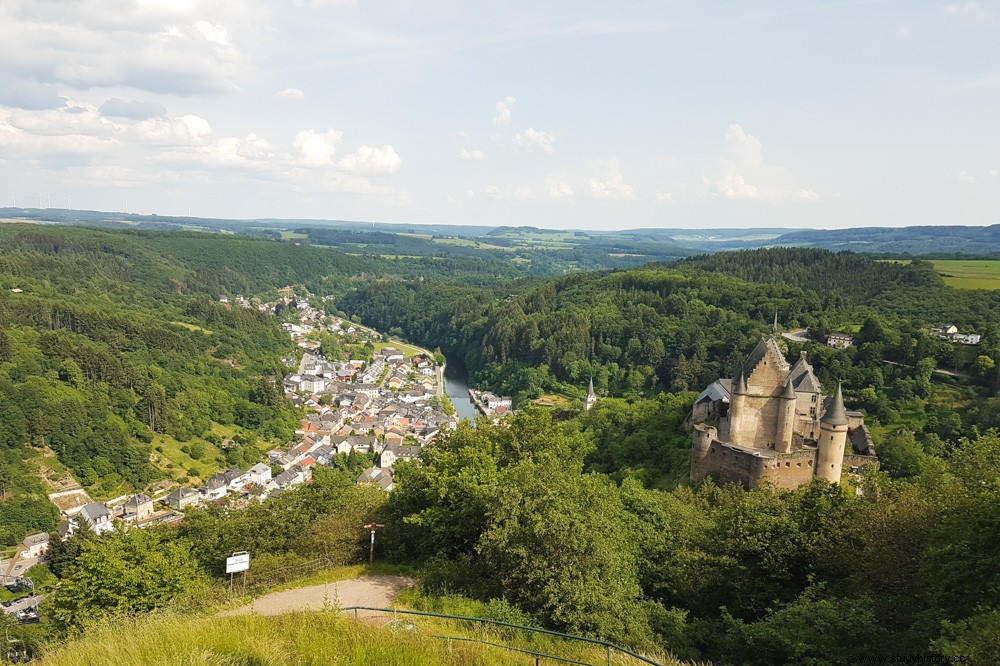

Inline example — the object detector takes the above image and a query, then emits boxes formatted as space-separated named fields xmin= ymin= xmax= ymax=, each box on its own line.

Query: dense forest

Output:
xmin=4 ymin=228 xmax=1000 ymax=663
xmin=12 ymin=412 xmax=998 ymax=664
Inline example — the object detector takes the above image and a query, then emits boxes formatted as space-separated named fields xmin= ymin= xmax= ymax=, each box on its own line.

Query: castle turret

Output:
xmin=584 ymin=377 xmax=597 ymax=411
xmin=728 ymin=370 xmax=748 ymax=448
xmin=775 ymin=378 xmax=797 ymax=453
xmin=691 ymin=423 xmax=718 ymax=482
xmin=816 ymin=383 xmax=848 ymax=483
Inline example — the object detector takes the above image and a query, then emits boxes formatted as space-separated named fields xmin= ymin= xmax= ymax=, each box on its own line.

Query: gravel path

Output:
xmin=225 ymin=575 xmax=415 ymax=618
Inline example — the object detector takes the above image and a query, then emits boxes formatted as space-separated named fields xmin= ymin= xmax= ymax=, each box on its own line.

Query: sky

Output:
xmin=0 ymin=0 xmax=998 ymax=230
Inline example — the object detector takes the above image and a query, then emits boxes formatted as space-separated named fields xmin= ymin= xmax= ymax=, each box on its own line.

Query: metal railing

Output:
xmin=341 ymin=605 xmax=665 ymax=666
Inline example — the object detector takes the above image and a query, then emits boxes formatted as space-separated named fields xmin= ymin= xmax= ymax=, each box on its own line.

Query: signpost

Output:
xmin=226 ymin=551 xmax=250 ymax=595
xmin=364 ymin=524 xmax=384 ymax=563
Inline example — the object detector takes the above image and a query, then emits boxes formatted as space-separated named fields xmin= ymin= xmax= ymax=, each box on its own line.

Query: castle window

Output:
xmin=785 ymin=462 xmax=790 ymax=467
xmin=710 ymin=447 xmax=716 ymax=454
xmin=811 ymin=395 xmax=817 ymax=403
xmin=797 ymin=463 xmax=802 ymax=468
xmin=807 ymin=460 xmax=813 ymax=467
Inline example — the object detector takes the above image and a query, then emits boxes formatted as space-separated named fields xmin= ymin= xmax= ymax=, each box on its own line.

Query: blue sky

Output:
xmin=0 ymin=0 xmax=997 ymax=229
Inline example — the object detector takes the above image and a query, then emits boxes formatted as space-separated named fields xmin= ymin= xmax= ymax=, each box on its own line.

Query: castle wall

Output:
xmin=729 ymin=393 xmax=783 ymax=450
xmin=843 ymin=454 xmax=879 ymax=474
xmin=795 ymin=392 xmax=820 ymax=424
xmin=699 ymin=443 xmax=818 ymax=489
xmin=755 ymin=449 xmax=818 ymax=489
xmin=747 ymin=357 xmax=788 ymax=392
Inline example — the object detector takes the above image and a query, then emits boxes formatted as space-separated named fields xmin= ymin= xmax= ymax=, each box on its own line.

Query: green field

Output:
xmin=930 ymin=260 xmax=1000 ymax=289
xmin=279 ymin=230 xmax=308 ymax=240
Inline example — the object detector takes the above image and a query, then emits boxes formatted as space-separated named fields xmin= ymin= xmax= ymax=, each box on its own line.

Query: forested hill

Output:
xmin=339 ymin=247 xmax=1000 ymax=404
xmin=679 ymin=247 xmax=1000 ymax=328
xmin=678 ymin=247 xmax=942 ymax=296
xmin=339 ymin=266 xmax=834 ymax=401
xmin=0 ymin=226 xmax=362 ymax=546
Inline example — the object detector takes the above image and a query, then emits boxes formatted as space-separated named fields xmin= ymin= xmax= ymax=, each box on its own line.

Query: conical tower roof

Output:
xmin=734 ymin=369 xmax=747 ymax=395
xmin=587 ymin=376 xmax=595 ymax=398
xmin=781 ymin=378 xmax=797 ymax=400
xmin=821 ymin=383 xmax=848 ymax=426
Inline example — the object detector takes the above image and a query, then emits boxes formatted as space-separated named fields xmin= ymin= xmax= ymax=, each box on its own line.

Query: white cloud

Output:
xmin=656 ymin=191 xmax=675 ymax=203
xmin=706 ymin=123 xmax=820 ymax=203
xmin=944 ymin=2 xmax=981 ymax=14
xmin=990 ymin=169 xmax=998 ymax=177
xmin=948 ymin=170 xmax=976 ymax=184
xmin=515 ymin=127 xmax=555 ymax=154
xmin=459 ymin=148 xmax=485 ymax=161
xmin=545 ymin=177 xmax=574 ymax=200
xmin=0 ymin=1 xmax=253 ymax=95
xmin=726 ymin=123 xmax=764 ymax=166
xmin=277 ymin=88 xmax=305 ymax=100
xmin=99 ymin=98 xmax=167 ymax=120
xmin=716 ymin=173 xmax=760 ymax=200
xmin=585 ymin=158 xmax=634 ymax=200
xmin=482 ymin=184 xmax=533 ymax=201
xmin=338 ymin=144 xmax=402 ymax=174
xmin=197 ymin=133 xmax=277 ymax=168
xmin=493 ymin=96 xmax=516 ymax=126
xmin=293 ymin=128 xmax=343 ymax=167
xmin=131 ymin=114 xmax=212 ymax=145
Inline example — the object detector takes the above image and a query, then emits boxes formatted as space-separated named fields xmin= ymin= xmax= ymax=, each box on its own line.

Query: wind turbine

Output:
xmin=10 ymin=192 xmax=15 ymax=208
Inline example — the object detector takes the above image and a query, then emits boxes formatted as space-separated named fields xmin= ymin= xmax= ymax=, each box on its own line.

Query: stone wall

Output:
xmin=701 ymin=442 xmax=819 ymax=489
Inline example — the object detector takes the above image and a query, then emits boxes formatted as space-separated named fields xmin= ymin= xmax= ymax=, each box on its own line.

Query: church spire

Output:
xmin=584 ymin=377 xmax=597 ymax=411
xmin=773 ymin=311 xmax=779 ymax=336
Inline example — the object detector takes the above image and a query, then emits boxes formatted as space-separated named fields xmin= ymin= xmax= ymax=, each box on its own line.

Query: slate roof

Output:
xmin=822 ymin=384 xmax=849 ymax=426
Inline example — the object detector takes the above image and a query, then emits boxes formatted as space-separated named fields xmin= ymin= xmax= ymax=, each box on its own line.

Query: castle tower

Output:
xmin=816 ymin=383 xmax=849 ymax=483
xmin=690 ymin=423 xmax=717 ymax=482
xmin=775 ymin=378 xmax=797 ymax=453
xmin=584 ymin=377 xmax=598 ymax=411
xmin=728 ymin=370 xmax=748 ymax=448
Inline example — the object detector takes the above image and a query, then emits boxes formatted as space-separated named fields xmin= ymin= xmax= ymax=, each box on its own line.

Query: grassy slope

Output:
xmin=36 ymin=610 xmax=680 ymax=666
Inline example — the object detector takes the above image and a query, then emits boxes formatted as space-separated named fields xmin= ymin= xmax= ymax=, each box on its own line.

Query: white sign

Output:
xmin=226 ymin=552 xmax=250 ymax=574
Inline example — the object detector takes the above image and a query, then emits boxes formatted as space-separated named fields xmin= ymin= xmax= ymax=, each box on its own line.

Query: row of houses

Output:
xmin=930 ymin=324 xmax=982 ymax=346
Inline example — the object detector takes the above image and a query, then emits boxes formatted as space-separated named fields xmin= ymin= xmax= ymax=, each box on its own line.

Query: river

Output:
xmin=444 ymin=373 xmax=478 ymax=422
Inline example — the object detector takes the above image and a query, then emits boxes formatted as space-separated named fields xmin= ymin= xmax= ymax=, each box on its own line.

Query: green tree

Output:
xmin=53 ymin=528 xmax=206 ymax=627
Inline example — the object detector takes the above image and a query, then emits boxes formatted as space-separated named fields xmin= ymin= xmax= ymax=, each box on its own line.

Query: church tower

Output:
xmin=584 ymin=377 xmax=598 ymax=411
xmin=817 ymin=383 xmax=849 ymax=483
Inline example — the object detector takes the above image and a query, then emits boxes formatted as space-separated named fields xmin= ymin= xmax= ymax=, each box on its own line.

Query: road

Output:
xmin=2 ymin=594 xmax=42 ymax=616
xmin=224 ymin=575 xmax=414 ymax=618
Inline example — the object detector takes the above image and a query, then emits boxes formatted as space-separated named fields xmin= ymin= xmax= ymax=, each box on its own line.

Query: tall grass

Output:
xmin=37 ymin=606 xmax=684 ymax=666
xmin=39 ymin=611 xmax=510 ymax=665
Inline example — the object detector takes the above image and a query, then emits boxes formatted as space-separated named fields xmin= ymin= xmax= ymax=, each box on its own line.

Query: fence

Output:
xmin=341 ymin=605 xmax=665 ymax=666
xmin=239 ymin=557 xmax=336 ymax=594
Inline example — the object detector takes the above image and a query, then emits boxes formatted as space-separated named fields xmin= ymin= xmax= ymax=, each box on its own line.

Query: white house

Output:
xmin=247 ymin=462 xmax=272 ymax=486
xmin=79 ymin=502 xmax=114 ymax=534
xmin=20 ymin=533 xmax=49 ymax=559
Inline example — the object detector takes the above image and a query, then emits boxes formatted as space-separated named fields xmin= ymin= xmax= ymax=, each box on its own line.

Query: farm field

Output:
xmin=930 ymin=259 xmax=1000 ymax=289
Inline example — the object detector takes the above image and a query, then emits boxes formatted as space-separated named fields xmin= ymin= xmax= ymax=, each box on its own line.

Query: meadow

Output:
xmin=930 ymin=259 xmax=1000 ymax=289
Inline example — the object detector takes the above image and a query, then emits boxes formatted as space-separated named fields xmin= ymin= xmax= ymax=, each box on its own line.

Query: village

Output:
xmin=2 ymin=288 xmax=520 ymax=621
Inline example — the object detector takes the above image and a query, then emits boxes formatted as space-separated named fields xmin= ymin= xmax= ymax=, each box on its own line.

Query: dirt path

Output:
xmin=225 ymin=575 xmax=415 ymax=618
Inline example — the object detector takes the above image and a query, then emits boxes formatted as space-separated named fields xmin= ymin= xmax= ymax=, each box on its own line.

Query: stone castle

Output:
xmin=690 ymin=337 xmax=878 ymax=489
